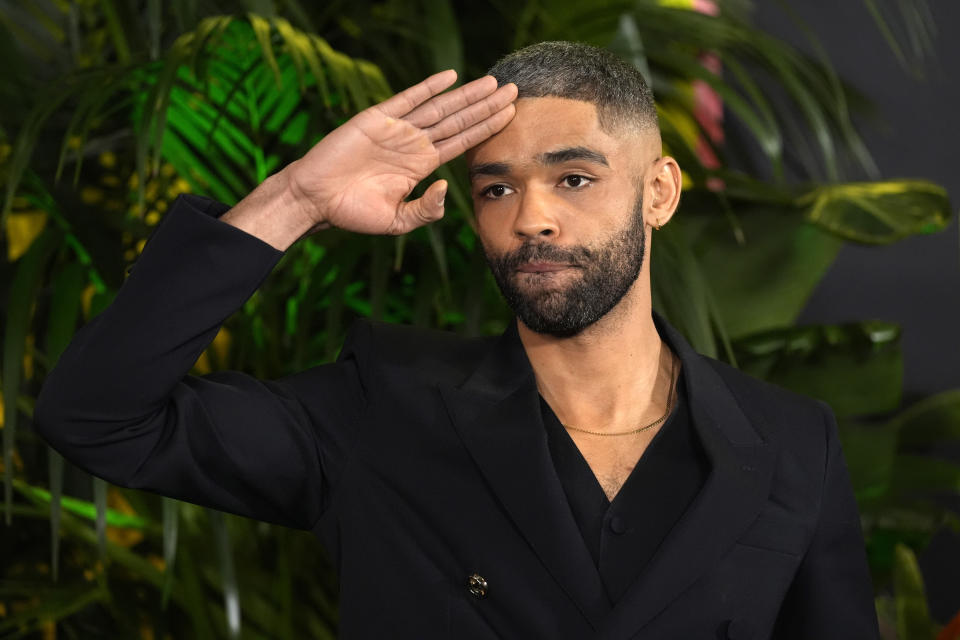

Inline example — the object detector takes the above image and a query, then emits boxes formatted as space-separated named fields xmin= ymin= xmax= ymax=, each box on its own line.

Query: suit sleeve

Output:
xmin=33 ymin=194 xmax=371 ymax=531
xmin=771 ymin=402 xmax=880 ymax=639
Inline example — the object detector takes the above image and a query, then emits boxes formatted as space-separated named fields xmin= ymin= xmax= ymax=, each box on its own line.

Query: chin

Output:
xmin=520 ymin=318 xmax=589 ymax=338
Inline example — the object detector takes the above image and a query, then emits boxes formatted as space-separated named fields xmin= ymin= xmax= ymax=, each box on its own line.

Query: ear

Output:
xmin=644 ymin=156 xmax=682 ymax=230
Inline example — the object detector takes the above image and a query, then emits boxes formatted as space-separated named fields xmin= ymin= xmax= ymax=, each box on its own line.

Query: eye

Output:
xmin=561 ymin=175 xmax=592 ymax=189
xmin=480 ymin=184 xmax=514 ymax=199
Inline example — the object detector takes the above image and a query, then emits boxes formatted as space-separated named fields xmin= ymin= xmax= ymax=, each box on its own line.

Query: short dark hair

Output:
xmin=487 ymin=41 xmax=658 ymax=133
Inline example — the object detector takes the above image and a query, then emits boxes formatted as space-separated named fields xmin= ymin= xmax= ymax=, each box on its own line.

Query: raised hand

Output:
xmin=286 ymin=70 xmax=517 ymax=236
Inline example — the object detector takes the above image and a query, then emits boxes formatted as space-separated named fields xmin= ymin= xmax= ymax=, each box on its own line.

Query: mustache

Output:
xmin=493 ymin=242 xmax=593 ymax=270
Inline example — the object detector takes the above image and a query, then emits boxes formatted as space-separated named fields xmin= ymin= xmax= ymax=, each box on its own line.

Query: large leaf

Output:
xmin=733 ymin=321 xmax=902 ymax=416
xmin=837 ymin=389 xmax=960 ymax=580
xmin=651 ymin=218 xmax=723 ymax=357
xmin=688 ymin=175 xmax=951 ymax=339
xmin=839 ymin=389 xmax=960 ymax=508
xmin=894 ymin=390 xmax=960 ymax=448
xmin=801 ymin=180 xmax=951 ymax=244
xmin=691 ymin=203 xmax=844 ymax=338
xmin=839 ymin=419 xmax=899 ymax=504
xmin=890 ymin=455 xmax=960 ymax=496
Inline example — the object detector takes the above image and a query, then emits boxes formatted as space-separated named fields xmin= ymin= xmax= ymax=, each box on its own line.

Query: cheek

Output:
xmin=563 ymin=183 xmax=637 ymax=228
xmin=473 ymin=200 xmax=514 ymax=240
xmin=472 ymin=215 xmax=501 ymax=254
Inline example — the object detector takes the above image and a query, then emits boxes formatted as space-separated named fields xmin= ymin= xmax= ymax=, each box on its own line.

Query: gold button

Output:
xmin=466 ymin=572 xmax=488 ymax=599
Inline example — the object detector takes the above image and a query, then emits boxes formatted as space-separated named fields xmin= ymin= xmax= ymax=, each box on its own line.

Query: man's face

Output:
xmin=466 ymin=97 xmax=655 ymax=337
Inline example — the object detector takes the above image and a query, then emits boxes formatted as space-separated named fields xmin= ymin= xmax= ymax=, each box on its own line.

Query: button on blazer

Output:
xmin=34 ymin=195 xmax=880 ymax=639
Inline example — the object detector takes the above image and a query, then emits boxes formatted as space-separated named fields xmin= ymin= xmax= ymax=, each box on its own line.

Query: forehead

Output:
xmin=467 ymin=96 xmax=621 ymax=168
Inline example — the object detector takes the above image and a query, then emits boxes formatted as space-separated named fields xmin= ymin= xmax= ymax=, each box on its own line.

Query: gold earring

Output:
xmin=655 ymin=219 xmax=661 ymax=231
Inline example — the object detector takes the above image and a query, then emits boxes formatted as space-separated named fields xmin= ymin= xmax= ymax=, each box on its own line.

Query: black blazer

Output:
xmin=35 ymin=195 xmax=880 ymax=639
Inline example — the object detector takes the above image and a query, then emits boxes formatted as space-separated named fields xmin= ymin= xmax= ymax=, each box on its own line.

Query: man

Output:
xmin=35 ymin=42 xmax=879 ymax=639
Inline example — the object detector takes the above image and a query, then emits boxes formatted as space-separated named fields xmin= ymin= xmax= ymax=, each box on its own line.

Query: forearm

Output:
xmin=219 ymin=164 xmax=319 ymax=252
xmin=33 ymin=194 xmax=285 ymax=472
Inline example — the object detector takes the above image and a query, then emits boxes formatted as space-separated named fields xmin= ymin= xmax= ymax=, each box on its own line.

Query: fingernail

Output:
xmin=437 ymin=188 xmax=447 ymax=207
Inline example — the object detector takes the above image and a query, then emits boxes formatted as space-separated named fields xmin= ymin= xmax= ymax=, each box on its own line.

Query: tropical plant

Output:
xmin=0 ymin=0 xmax=956 ymax=638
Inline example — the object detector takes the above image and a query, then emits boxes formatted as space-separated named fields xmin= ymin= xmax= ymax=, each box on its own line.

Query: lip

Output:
xmin=516 ymin=262 xmax=574 ymax=273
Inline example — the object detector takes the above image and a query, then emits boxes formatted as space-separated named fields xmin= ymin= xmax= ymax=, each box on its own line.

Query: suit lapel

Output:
xmin=437 ymin=312 xmax=777 ymax=638
xmin=594 ymin=313 xmax=777 ymax=640
xmin=437 ymin=319 xmax=612 ymax=630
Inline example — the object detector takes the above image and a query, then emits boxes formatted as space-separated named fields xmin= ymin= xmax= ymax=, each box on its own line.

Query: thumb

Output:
xmin=396 ymin=179 xmax=447 ymax=234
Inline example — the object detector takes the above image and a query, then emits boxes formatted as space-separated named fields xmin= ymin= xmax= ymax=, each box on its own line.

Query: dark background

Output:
xmin=755 ymin=0 xmax=960 ymax=622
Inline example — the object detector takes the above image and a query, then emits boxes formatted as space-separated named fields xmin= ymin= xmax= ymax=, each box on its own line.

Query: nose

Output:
xmin=513 ymin=188 xmax=559 ymax=240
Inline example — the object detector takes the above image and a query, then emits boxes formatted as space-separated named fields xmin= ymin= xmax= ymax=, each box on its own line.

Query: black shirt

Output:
xmin=540 ymin=368 xmax=711 ymax=604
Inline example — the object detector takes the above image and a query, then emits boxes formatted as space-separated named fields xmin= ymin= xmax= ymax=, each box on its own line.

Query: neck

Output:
xmin=517 ymin=271 xmax=676 ymax=434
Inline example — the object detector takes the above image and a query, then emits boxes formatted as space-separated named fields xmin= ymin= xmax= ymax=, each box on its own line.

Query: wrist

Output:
xmin=282 ymin=159 xmax=327 ymax=228
xmin=220 ymin=167 xmax=319 ymax=251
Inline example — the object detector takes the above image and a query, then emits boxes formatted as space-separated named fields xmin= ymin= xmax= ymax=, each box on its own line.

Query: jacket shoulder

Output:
xmin=699 ymin=354 xmax=833 ymax=454
xmin=352 ymin=318 xmax=496 ymax=387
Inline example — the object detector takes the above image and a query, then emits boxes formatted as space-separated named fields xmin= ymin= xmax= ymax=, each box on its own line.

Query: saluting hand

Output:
xmin=286 ymin=70 xmax=517 ymax=236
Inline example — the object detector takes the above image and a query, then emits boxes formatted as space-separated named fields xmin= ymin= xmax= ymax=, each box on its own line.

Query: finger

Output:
xmin=393 ymin=179 xmax=447 ymax=234
xmin=435 ymin=103 xmax=516 ymax=164
xmin=402 ymin=75 xmax=499 ymax=129
xmin=377 ymin=69 xmax=458 ymax=119
xmin=426 ymin=82 xmax=517 ymax=142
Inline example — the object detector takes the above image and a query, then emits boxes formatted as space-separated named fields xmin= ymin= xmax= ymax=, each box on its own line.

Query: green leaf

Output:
xmin=890 ymin=455 xmax=960 ymax=496
xmin=209 ymin=509 xmax=242 ymax=638
xmin=98 ymin=0 xmax=132 ymax=64
xmin=275 ymin=526 xmax=295 ymax=639
xmin=16 ymin=481 xmax=151 ymax=529
xmin=892 ymin=543 xmax=936 ymax=640
xmin=838 ymin=419 xmax=898 ymax=503
xmin=652 ymin=221 xmax=719 ymax=357
xmin=3 ymin=226 xmax=59 ymax=525
xmin=894 ymin=390 xmax=960 ymax=448
xmin=656 ymin=51 xmax=782 ymax=171
xmin=801 ymin=180 xmax=952 ymax=244
xmin=369 ymin=236 xmax=390 ymax=321
xmin=421 ymin=0 xmax=464 ymax=75
xmin=0 ymin=580 xmax=108 ymax=636
xmin=44 ymin=262 xmax=86 ymax=367
xmin=692 ymin=205 xmax=844 ymax=338
xmin=425 ymin=222 xmax=451 ymax=299
xmin=13 ymin=478 xmax=209 ymax=630
xmin=47 ymin=449 xmax=64 ymax=583
xmin=2 ymin=83 xmax=74 ymax=218
xmin=733 ymin=321 xmax=902 ymax=416
xmin=607 ymin=13 xmax=652 ymax=84
xmin=248 ymin=13 xmax=283 ymax=89
xmin=161 ymin=497 xmax=180 ymax=610
xmin=93 ymin=476 xmax=108 ymax=561
xmin=172 ymin=543 xmax=219 ymax=639
xmin=861 ymin=0 xmax=937 ymax=76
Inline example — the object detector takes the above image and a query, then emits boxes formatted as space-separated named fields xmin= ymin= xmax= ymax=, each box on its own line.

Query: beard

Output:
xmin=482 ymin=191 xmax=647 ymax=338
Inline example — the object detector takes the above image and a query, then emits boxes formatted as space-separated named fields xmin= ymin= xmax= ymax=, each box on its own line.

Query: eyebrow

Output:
xmin=537 ymin=146 xmax=609 ymax=167
xmin=468 ymin=162 xmax=511 ymax=181
xmin=468 ymin=146 xmax=609 ymax=181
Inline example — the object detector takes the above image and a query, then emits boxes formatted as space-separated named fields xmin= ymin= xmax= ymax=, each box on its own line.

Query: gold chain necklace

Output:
xmin=562 ymin=353 xmax=678 ymax=437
